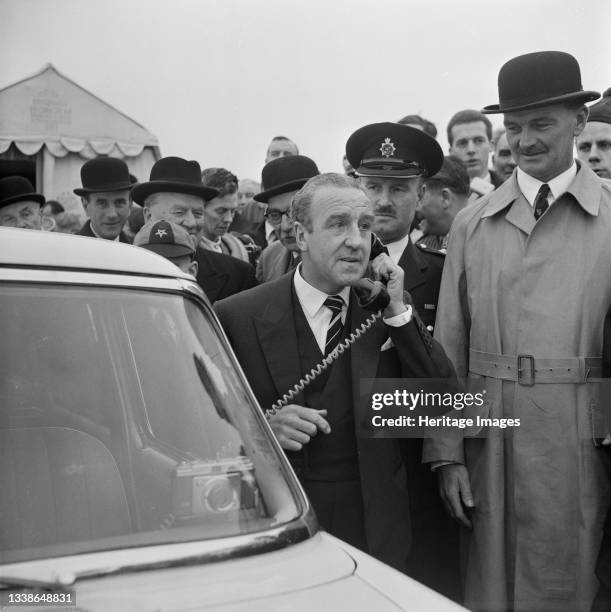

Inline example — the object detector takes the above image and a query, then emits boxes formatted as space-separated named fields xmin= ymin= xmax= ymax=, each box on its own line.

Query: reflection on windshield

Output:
xmin=0 ymin=285 xmax=300 ymax=564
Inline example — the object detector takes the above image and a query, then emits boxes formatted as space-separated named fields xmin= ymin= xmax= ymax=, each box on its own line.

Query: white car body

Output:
xmin=0 ymin=228 xmax=464 ymax=611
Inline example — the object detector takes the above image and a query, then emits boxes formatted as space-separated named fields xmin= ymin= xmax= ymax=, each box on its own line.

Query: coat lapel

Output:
xmin=398 ymin=240 xmax=428 ymax=293
xmin=254 ymin=273 xmax=304 ymax=403
xmin=348 ymin=294 xmax=387 ymax=400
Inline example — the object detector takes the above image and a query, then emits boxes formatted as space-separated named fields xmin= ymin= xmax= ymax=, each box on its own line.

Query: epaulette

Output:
xmin=416 ymin=242 xmax=446 ymax=257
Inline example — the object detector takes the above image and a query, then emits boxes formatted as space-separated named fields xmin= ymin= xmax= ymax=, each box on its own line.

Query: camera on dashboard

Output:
xmin=172 ymin=456 xmax=259 ymax=519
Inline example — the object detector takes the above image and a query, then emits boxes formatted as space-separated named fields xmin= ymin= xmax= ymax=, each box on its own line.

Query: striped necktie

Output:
xmin=324 ymin=295 xmax=345 ymax=356
xmin=534 ymin=183 xmax=551 ymax=220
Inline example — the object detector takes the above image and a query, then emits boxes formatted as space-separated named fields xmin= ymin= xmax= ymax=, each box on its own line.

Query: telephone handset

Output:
xmin=265 ymin=234 xmax=391 ymax=418
xmin=351 ymin=233 xmax=391 ymax=313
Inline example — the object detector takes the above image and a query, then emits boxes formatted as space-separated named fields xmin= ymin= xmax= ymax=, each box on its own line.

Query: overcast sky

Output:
xmin=1 ymin=0 xmax=610 ymax=181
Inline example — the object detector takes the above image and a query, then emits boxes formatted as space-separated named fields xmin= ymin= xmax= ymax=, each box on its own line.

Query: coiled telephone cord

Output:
xmin=265 ymin=310 xmax=383 ymax=419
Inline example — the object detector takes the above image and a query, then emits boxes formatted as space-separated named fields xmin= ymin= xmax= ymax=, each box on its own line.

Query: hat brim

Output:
xmin=73 ymin=182 xmax=133 ymax=196
xmin=482 ymin=90 xmax=600 ymax=114
xmin=131 ymin=181 xmax=219 ymax=205
xmin=0 ymin=192 xmax=45 ymax=209
xmin=254 ymin=178 xmax=311 ymax=203
xmin=346 ymin=122 xmax=444 ymax=178
xmin=355 ymin=167 xmax=426 ymax=179
xmin=140 ymin=243 xmax=194 ymax=258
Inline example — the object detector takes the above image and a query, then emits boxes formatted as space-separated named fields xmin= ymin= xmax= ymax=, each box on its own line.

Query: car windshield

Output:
xmin=0 ymin=283 xmax=301 ymax=564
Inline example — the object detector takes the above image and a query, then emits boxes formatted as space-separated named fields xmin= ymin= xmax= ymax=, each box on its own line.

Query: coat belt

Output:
xmin=469 ymin=349 xmax=602 ymax=385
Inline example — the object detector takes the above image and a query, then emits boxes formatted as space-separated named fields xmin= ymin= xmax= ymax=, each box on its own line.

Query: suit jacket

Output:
xmin=255 ymin=241 xmax=299 ymax=283
xmin=195 ymin=246 xmax=257 ymax=303
xmin=214 ymin=272 xmax=455 ymax=571
xmin=77 ymin=220 xmax=131 ymax=243
xmin=397 ymin=240 xmax=445 ymax=331
xmin=245 ymin=221 xmax=268 ymax=251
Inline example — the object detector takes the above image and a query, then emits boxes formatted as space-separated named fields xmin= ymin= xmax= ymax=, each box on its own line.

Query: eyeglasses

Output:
xmin=264 ymin=209 xmax=291 ymax=224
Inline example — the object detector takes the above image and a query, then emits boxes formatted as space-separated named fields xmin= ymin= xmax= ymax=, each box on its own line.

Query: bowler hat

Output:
xmin=131 ymin=157 xmax=218 ymax=205
xmin=73 ymin=157 xmax=133 ymax=196
xmin=482 ymin=51 xmax=600 ymax=114
xmin=0 ymin=176 xmax=45 ymax=209
xmin=346 ymin=122 xmax=443 ymax=178
xmin=134 ymin=219 xmax=195 ymax=258
xmin=254 ymin=156 xmax=320 ymax=203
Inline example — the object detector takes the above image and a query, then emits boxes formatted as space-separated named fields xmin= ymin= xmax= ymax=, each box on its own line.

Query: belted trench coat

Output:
xmin=424 ymin=164 xmax=611 ymax=611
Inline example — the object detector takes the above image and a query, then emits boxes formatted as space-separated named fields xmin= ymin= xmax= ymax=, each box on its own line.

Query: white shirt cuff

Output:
xmin=382 ymin=304 xmax=413 ymax=327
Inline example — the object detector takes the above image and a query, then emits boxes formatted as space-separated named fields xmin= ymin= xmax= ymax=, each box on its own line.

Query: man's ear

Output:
xmin=81 ymin=196 xmax=89 ymax=215
xmin=188 ymin=259 xmax=198 ymax=278
xmin=573 ymin=104 xmax=589 ymax=138
xmin=142 ymin=205 xmax=151 ymax=222
xmin=441 ymin=187 xmax=453 ymax=209
xmin=294 ymin=221 xmax=308 ymax=252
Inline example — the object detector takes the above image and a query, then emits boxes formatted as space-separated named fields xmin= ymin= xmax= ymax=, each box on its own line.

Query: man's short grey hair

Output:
xmin=290 ymin=172 xmax=359 ymax=230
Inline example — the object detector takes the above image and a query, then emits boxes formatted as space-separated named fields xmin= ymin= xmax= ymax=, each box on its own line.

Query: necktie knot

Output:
xmin=324 ymin=295 xmax=344 ymax=315
xmin=534 ymin=183 xmax=551 ymax=220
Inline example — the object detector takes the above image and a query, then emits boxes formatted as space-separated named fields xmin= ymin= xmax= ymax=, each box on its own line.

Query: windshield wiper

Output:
xmin=0 ymin=572 xmax=75 ymax=591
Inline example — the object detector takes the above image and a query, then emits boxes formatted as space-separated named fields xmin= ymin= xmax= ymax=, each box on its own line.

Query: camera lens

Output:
xmin=203 ymin=477 xmax=236 ymax=512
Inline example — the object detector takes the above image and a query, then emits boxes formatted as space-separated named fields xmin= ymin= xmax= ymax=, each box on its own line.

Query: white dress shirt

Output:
xmin=384 ymin=234 xmax=410 ymax=265
xmin=200 ymin=235 xmax=223 ymax=253
xmin=293 ymin=265 xmax=411 ymax=354
xmin=516 ymin=162 xmax=577 ymax=208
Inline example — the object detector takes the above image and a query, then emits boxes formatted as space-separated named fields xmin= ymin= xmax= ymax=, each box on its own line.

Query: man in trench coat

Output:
xmin=424 ymin=51 xmax=611 ymax=611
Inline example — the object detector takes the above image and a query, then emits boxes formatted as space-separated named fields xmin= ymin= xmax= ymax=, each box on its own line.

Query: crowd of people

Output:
xmin=1 ymin=49 xmax=611 ymax=611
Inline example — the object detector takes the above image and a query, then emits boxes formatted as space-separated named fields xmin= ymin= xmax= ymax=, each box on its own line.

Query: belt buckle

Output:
xmin=517 ymin=354 xmax=535 ymax=386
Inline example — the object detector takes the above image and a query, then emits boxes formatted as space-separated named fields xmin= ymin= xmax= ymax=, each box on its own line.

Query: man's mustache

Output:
xmin=518 ymin=146 xmax=547 ymax=156
xmin=374 ymin=205 xmax=396 ymax=216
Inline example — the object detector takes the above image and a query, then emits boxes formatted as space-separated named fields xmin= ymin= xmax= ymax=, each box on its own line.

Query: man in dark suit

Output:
xmin=346 ymin=122 xmax=460 ymax=599
xmin=74 ymin=157 xmax=133 ymax=242
xmin=215 ymin=172 xmax=455 ymax=572
xmin=254 ymin=155 xmax=319 ymax=283
xmin=132 ymin=157 xmax=256 ymax=303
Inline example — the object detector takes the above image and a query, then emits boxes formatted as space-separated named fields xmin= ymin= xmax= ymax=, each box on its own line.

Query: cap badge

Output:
xmin=380 ymin=138 xmax=396 ymax=158
xmin=155 ymin=228 xmax=168 ymax=238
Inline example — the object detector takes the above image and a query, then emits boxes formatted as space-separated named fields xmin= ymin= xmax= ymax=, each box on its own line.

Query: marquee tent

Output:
xmin=0 ymin=63 xmax=160 ymax=211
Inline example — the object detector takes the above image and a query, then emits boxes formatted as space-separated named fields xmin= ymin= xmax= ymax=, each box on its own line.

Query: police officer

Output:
xmin=346 ymin=122 xmax=460 ymax=601
xmin=346 ymin=122 xmax=445 ymax=332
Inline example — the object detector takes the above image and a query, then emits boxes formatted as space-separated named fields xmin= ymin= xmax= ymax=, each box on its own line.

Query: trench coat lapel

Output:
xmin=481 ymin=175 xmax=535 ymax=236
xmin=254 ymin=273 xmax=303 ymax=403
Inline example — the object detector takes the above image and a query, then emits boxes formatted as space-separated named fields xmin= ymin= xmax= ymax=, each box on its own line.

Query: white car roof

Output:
xmin=0 ymin=227 xmax=193 ymax=280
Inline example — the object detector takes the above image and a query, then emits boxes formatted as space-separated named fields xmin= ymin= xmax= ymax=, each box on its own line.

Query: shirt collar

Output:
xmin=200 ymin=235 xmax=222 ymax=252
xmin=293 ymin=264 xmax=350 ymax=318
xmin=517 ymin=162 xmax=577 ymax=206
xmin=384 ymin=233 xmax=410 ymax=265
